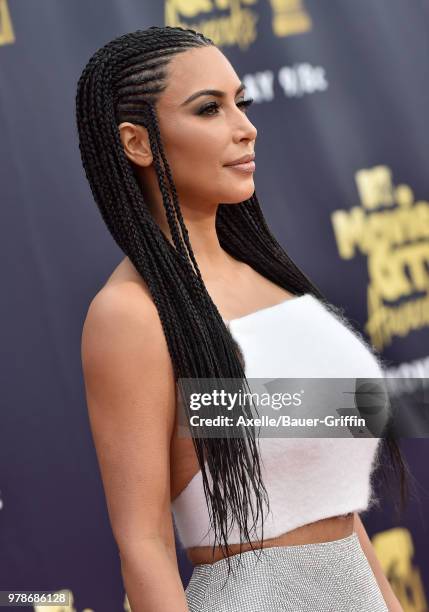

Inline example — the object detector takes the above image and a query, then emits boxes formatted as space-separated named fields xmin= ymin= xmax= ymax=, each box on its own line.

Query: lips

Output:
xmin=224 ymin=152 xmax=255 ymax=166
xmin=224 ymin=152 xmax=256 ymax=173
xmin=226 ymin=161 xmax=256 ymax=174
xmin=226 ymin=160 xmax=256 ymax=172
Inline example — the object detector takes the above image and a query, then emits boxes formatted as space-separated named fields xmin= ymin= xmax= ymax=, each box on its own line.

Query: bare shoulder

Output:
xmin=80 ymin=270 xmax=177 ymax=552
xmin=82 ymin=279 xmax=161 ymax=351
xmin=84 ymin=254 xmax=156 ymax=336
xmin=81 ymin=275 xmax=175 ymax=418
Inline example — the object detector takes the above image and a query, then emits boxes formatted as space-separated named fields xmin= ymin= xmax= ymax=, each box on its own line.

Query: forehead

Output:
xmin=160 ymin=46 xmax=241 ymax=104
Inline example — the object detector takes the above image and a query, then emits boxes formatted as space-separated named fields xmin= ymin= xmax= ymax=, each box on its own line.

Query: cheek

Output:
xmin=170 ymin=154 xmax=255 ymax=204
xmin=159 ymin=121 xmax=254 ymax=202
xmin=164 ymin=127 xmax=213 ymax=172
xmin=164 ymin=127 xmax=222 ymax=187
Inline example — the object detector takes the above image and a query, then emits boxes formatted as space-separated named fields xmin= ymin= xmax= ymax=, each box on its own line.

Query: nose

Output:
xmin=233 ymin=113 xmax=257 ymax=144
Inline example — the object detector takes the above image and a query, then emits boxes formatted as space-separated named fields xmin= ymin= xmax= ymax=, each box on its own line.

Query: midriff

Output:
xmin=186 ymin=512 xmax=355 ymax=565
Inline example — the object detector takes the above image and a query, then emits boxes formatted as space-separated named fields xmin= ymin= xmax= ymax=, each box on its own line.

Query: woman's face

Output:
xmin=140 ymin=45 xmax=257 ymax=211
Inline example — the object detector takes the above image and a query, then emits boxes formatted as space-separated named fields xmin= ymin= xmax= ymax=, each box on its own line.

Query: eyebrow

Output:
xmin=180 ymin=82 xmax=246 ymax=106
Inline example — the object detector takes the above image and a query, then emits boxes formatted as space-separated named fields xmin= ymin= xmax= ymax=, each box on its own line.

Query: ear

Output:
xmin=118 ymin=122 xmax=153 ymax=167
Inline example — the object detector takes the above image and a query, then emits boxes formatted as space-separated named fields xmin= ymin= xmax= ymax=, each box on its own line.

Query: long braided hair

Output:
xmin=75 ymin=25 xmax=412 ymax=579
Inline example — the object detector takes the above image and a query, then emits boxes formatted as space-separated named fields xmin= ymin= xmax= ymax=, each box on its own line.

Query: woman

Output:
xmin=76 ymin=26 xmax=408 ymax=611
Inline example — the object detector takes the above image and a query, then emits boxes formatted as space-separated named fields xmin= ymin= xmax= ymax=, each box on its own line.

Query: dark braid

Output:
xmin=75 ymin=25 xmax=411 ymax=581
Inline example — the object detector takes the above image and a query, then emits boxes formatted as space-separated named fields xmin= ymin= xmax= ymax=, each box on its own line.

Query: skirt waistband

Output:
xmin=185 ymin=532 xmax=389 ymax=612
xmin=192 ymin=532 xmax=359 ymax=582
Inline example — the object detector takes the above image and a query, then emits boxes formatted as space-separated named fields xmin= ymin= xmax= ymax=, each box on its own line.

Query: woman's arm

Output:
xmin=82 ymin=284 xmax=189 ymax=612
xmin=353 ymin=512 xmax=403 ymax=611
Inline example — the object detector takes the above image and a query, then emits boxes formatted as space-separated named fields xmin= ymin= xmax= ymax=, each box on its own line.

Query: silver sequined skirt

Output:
xmin=185 ymin=532 xmax=388 ymax=611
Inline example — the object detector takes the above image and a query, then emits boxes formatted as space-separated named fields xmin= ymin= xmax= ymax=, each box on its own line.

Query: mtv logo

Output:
xmin=355 ymin=165 xmax=395 ymax=210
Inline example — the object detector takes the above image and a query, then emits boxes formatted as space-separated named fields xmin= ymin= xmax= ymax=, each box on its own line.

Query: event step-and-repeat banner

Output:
xmin=1 ymin=1 xmax=428 ymax=610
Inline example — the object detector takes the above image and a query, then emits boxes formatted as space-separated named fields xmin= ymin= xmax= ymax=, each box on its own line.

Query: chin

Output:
xmin=220 ymin=183 xmax=255 ymax=204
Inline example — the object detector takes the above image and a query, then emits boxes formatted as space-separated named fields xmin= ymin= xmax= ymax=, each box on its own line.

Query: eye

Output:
xmin=236 ymin=97 xmax=254 ymax=113
xmin=197 ymin=97 xmax=254 ymax=116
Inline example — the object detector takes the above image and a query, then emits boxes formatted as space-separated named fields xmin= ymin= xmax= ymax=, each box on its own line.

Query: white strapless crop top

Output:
xmin=171 ymin=293 xmax=385 ymax=548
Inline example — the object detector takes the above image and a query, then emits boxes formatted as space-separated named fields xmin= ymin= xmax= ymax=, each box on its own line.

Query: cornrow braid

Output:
xmin=75 ymin=25 xmax=411 ymax=583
